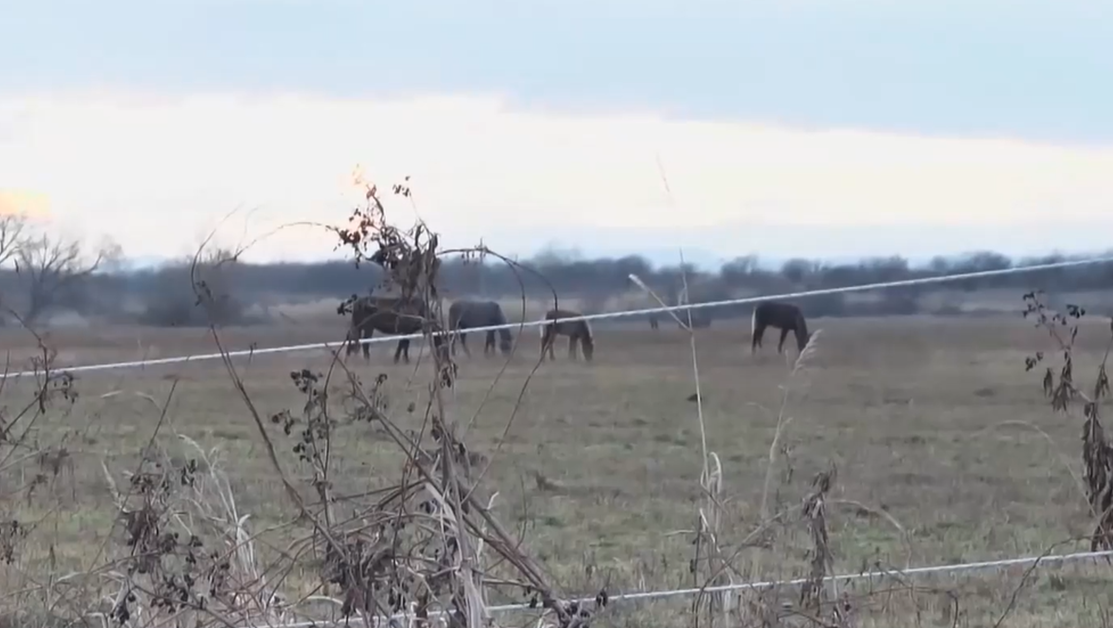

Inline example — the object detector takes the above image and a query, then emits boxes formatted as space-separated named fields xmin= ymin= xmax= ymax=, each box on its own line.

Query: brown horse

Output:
xmin=539 ymin=308 xmax=595 ymax=361
xmin=751 ymin=301 xmax=810 ymax=354
xmin=344 ymin=295 xmax=448 ymax=364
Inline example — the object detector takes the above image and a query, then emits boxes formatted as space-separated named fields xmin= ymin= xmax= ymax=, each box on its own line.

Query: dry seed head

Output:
xmin=628 ymin=273 xmax=650 ymax=292
xmin=792 ymin=328 xmax=822 ymax=374
xmin=702 ymin=451 xmax=723 ymax=496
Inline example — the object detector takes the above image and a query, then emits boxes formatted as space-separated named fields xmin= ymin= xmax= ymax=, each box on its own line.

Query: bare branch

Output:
xmin=0 ymin=214 xmax=28 ymax=268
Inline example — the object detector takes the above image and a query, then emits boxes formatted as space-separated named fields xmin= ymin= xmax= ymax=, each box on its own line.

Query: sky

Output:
xmin=2 ymin=0 xmax=1112 ymax=269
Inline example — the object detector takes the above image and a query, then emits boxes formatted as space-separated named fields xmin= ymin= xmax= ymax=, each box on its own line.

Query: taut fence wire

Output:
xmin=232 ymin=548 xmax=1113 ymax=628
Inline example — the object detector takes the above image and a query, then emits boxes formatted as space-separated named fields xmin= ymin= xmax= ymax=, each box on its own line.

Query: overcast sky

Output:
xmin=2 ymin=0 xmax=1112 ymax=268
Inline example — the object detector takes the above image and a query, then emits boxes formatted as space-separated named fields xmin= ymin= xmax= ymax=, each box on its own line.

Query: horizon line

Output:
xmin=108 ymin=246 xmax=1109 ymax=274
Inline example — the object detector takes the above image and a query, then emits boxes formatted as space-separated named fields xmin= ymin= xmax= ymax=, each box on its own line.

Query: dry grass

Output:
xmin=1 ymin=313 xmax=1113 ymax=626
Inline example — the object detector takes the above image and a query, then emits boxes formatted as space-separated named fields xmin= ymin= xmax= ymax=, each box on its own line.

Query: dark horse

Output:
xmin=448 ymin=299 xmax=513 ymax=357
xmin=539 ymin=308 xmax=595 ymax=361
xmin=750 ymin=301 xmax=810 ymax=354
xmin=344 ymin=295 xmax=448 ymax=364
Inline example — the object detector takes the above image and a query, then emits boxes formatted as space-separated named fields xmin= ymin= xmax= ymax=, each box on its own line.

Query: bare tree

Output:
xmin=15 ymin=232 xmax=109 ymax=324
xmin=0 ymin=214 xmax=28 ymax=268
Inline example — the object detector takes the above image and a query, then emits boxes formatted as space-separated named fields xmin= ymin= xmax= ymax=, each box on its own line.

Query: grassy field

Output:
xmin=1 ymin=314 xmax=1112 ymax=627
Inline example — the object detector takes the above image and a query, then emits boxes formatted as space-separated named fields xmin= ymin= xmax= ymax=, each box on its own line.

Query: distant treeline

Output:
xmin=130 ymin=249 xmax=1113 ymax=298
xmin=3 ymin=247 xmax=1108 ymax=328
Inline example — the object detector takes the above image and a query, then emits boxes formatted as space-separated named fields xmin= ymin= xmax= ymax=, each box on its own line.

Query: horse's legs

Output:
xmin=751 ymin=323 xmax=766 ymax=354
xmin=394 ymin=338 xmax=410 ymax=364
xmin=459 ymin=332 xmax=472 ymax=358
xmin=433 ymin=337 xmax=450 ymax=362
xmin=542 ymin=328 xmax=556 ymax=360
xmin=485 ymin=330 xmax=496 ymax=355
xmin=777 ymin=327 xmax=790 ymax=354
xmin=349 ymin=323 xmax=367 ymax=358
xmin=345 ymin=327 xmax=358 ymax=357
xmin=568 ymin=335 xmax=577 ymax=360
xmin=362 ymin=327 xmax=373 ymax=362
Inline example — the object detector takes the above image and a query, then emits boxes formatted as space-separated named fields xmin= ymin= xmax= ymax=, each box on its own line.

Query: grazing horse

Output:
xmin=539 ymin=308 xmax=595 ymax=361
xmin=344 ymin=295 xmax=448 ymax=364
xmin=448 ymin=299 xmax=513 ymax=357
xmin=648 ymin=312 xmax=659 ymax=330
xmin=750 ymin=301 xmax=810 ymax=354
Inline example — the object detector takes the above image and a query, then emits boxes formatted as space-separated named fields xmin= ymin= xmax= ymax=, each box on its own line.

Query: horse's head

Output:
xmin=498 ymin=335 xmax=513 ymax=355
xmin=795 ymin=328 xmax=812 ymax=352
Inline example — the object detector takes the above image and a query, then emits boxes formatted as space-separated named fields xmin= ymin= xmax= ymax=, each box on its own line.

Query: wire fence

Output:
xmin=245 ymin=548 xmax=1113 ymax=628
xmin=4 ymin=253 xmax=1112 ymax=380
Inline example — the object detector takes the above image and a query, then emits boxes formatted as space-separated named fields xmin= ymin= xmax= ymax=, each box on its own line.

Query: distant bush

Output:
xmin=138 ymin=249 xmax=249 ymax=327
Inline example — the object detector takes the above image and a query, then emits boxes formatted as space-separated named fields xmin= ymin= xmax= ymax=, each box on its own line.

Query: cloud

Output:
xmin=5 ymin=0 xmax=1111 ymax=144
xmin=2 ymin=90 xmax=1112 ymax=262
xmin=4 ymin=0 xmax=1108 ymax=143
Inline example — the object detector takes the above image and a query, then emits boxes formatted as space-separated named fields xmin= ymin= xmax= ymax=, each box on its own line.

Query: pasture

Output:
xmin=1 ymin=314 xmax=1111 ymax=626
